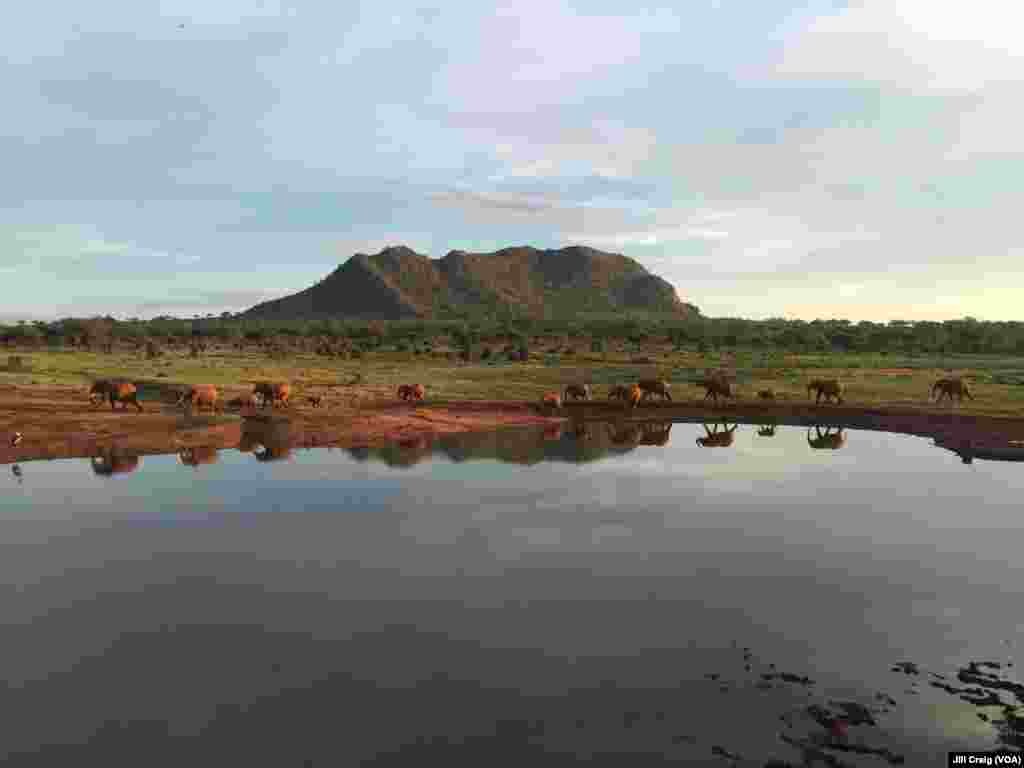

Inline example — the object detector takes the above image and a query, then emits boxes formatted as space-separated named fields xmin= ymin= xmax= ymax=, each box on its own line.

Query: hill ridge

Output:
xmin=243 ymin=244 xmax=699 ymax=320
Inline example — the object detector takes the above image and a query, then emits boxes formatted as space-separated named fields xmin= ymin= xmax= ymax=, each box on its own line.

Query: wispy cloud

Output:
xmin=563 ymin=227 xmax=730 ymax=248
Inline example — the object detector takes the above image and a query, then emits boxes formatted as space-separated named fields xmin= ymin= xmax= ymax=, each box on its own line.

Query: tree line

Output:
xmin=0 ymin=314 xmax=1019 ymax=356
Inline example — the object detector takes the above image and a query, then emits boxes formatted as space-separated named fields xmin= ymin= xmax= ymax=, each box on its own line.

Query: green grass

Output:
xmin=4 ymin=346 xmax=1024 ymax=417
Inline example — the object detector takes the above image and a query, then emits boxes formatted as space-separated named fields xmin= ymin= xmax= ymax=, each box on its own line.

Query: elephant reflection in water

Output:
xmin=807 ymin=425 xmax=846 ymax=450
xmin=542 ymin=422 xmax=564 ymax=441
xmin=239 ymin=420 xmax=293 ymax=462
xmin=177 ymin=445 xmax=219 ymax=469
xmin=638 ymin=421 xmax=672 ymax=446
xmin=606 ymin=422 xmax=644 ymax=447
xmin=695 ymin=421 xmax=738 ymax=448
xmin=11 ymin=464 xmax=22 ymax=484
xmin=569 ymin=419 xmax=605 ymax=442
xmin=394 ymin=435 xmax=433 ymax=467
xmin=397 ymin=435 xmax=430 ymax=451
xmin=91 ymin=449 xmax=142 ymax=476
xmin=757 ymin=423 xmax=777 ymax=437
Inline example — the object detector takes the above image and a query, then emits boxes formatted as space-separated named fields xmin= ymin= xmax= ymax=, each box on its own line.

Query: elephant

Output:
xmin=397 ymin=383 xmax=426 ymax=402
xmin=563 ymin=383 xmax=591 ymax=401
xmin=176 ymin=384 xmax=220 ymax=413
xmin=699 ymin=377 xmax=734 ymax=403
xmin=637 ymin=379 xmax=672 ymax=401
xmin=89 ymin=379 xmax=143 ymax=412
xmin=253 ymin=381 xmax=291 ymax=408
xmin=931 ymin=378 xmax=972 ymax=403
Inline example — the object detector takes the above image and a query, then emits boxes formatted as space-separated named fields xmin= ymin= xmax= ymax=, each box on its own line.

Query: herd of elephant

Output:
xmin=86 ymin=378 xmax=431 ymax=413
xmin=86 ymin=379 xmax=298 ymax=413
xmin=84 ymin=374 xmax=974 ymax=414
xmin=541 ymin=375 xmax=973 ymax=408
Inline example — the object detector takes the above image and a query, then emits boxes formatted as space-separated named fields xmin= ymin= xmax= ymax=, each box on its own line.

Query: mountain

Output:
xmin=242 ymin=244 xmax=700 ymax=321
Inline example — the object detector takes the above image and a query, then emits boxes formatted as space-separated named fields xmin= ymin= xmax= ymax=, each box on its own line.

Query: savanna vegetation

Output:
xmin=4 ymin=314 xmax=1024 ymax=417
xmin=1 ymin=314 xmax=1020 ymax=359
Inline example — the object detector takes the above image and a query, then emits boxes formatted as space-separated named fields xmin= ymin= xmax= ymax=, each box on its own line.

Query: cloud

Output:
xmin=774 ymin=1 xmax=1024 ymax=91
xmin=485 ymin=122 xmax=659 ymax=181
xmin=426 ymin=186 xmax=643 ymax=235
xmin=430 ymin=189 xmax=562 ymax=216
xmin=130 ymin=288 xmax=282 ymax=316
xmin=563 ymin=226 xmax=729 ymax=248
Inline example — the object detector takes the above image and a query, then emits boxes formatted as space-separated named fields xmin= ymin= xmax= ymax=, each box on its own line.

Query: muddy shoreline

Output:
xmin=4 ymin=391 xmax=1024 ymax=464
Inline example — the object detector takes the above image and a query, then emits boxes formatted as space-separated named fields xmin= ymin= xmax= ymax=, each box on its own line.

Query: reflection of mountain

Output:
xmin=345 ymin=422 xmax=668 ymax=469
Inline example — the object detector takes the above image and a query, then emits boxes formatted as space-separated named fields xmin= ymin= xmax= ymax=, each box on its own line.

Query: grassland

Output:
xmin=4 ymin=342 xmax=1024 ymax=463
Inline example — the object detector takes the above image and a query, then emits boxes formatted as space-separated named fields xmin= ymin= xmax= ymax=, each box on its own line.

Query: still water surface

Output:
xmin=2 ymin=423 xmax=1022 ymax=765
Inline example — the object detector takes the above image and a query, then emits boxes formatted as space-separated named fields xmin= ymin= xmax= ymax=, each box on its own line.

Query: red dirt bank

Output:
xmin=0 ymin=387 xmax=562 ymax=464
xmin=2 ymin=384 xmax=1024 ymax=464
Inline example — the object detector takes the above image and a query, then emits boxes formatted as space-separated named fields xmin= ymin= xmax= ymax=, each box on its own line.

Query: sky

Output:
xmin=3 ymin=0 xmax=1022 ymax=322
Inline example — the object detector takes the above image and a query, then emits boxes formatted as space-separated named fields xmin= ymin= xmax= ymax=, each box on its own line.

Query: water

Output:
xmin=2 ymin=422 xmax=1022 ymax=765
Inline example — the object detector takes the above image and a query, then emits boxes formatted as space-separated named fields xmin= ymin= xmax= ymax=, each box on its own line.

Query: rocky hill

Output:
xmin=242 ymin=244 xmax=699 ymax=321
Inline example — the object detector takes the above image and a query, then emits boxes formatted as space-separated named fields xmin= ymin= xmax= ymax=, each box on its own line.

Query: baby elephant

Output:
xmin=397 ymin=384 xmax=425 ymax=401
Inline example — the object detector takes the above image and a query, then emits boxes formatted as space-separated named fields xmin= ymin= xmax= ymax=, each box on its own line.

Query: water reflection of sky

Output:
xmin=0 ymin=424 xmax=1021 ymax=763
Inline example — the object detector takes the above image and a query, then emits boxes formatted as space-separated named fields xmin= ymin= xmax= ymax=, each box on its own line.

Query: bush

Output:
xmin=5 ymin=355 xmax=27 ymax=371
